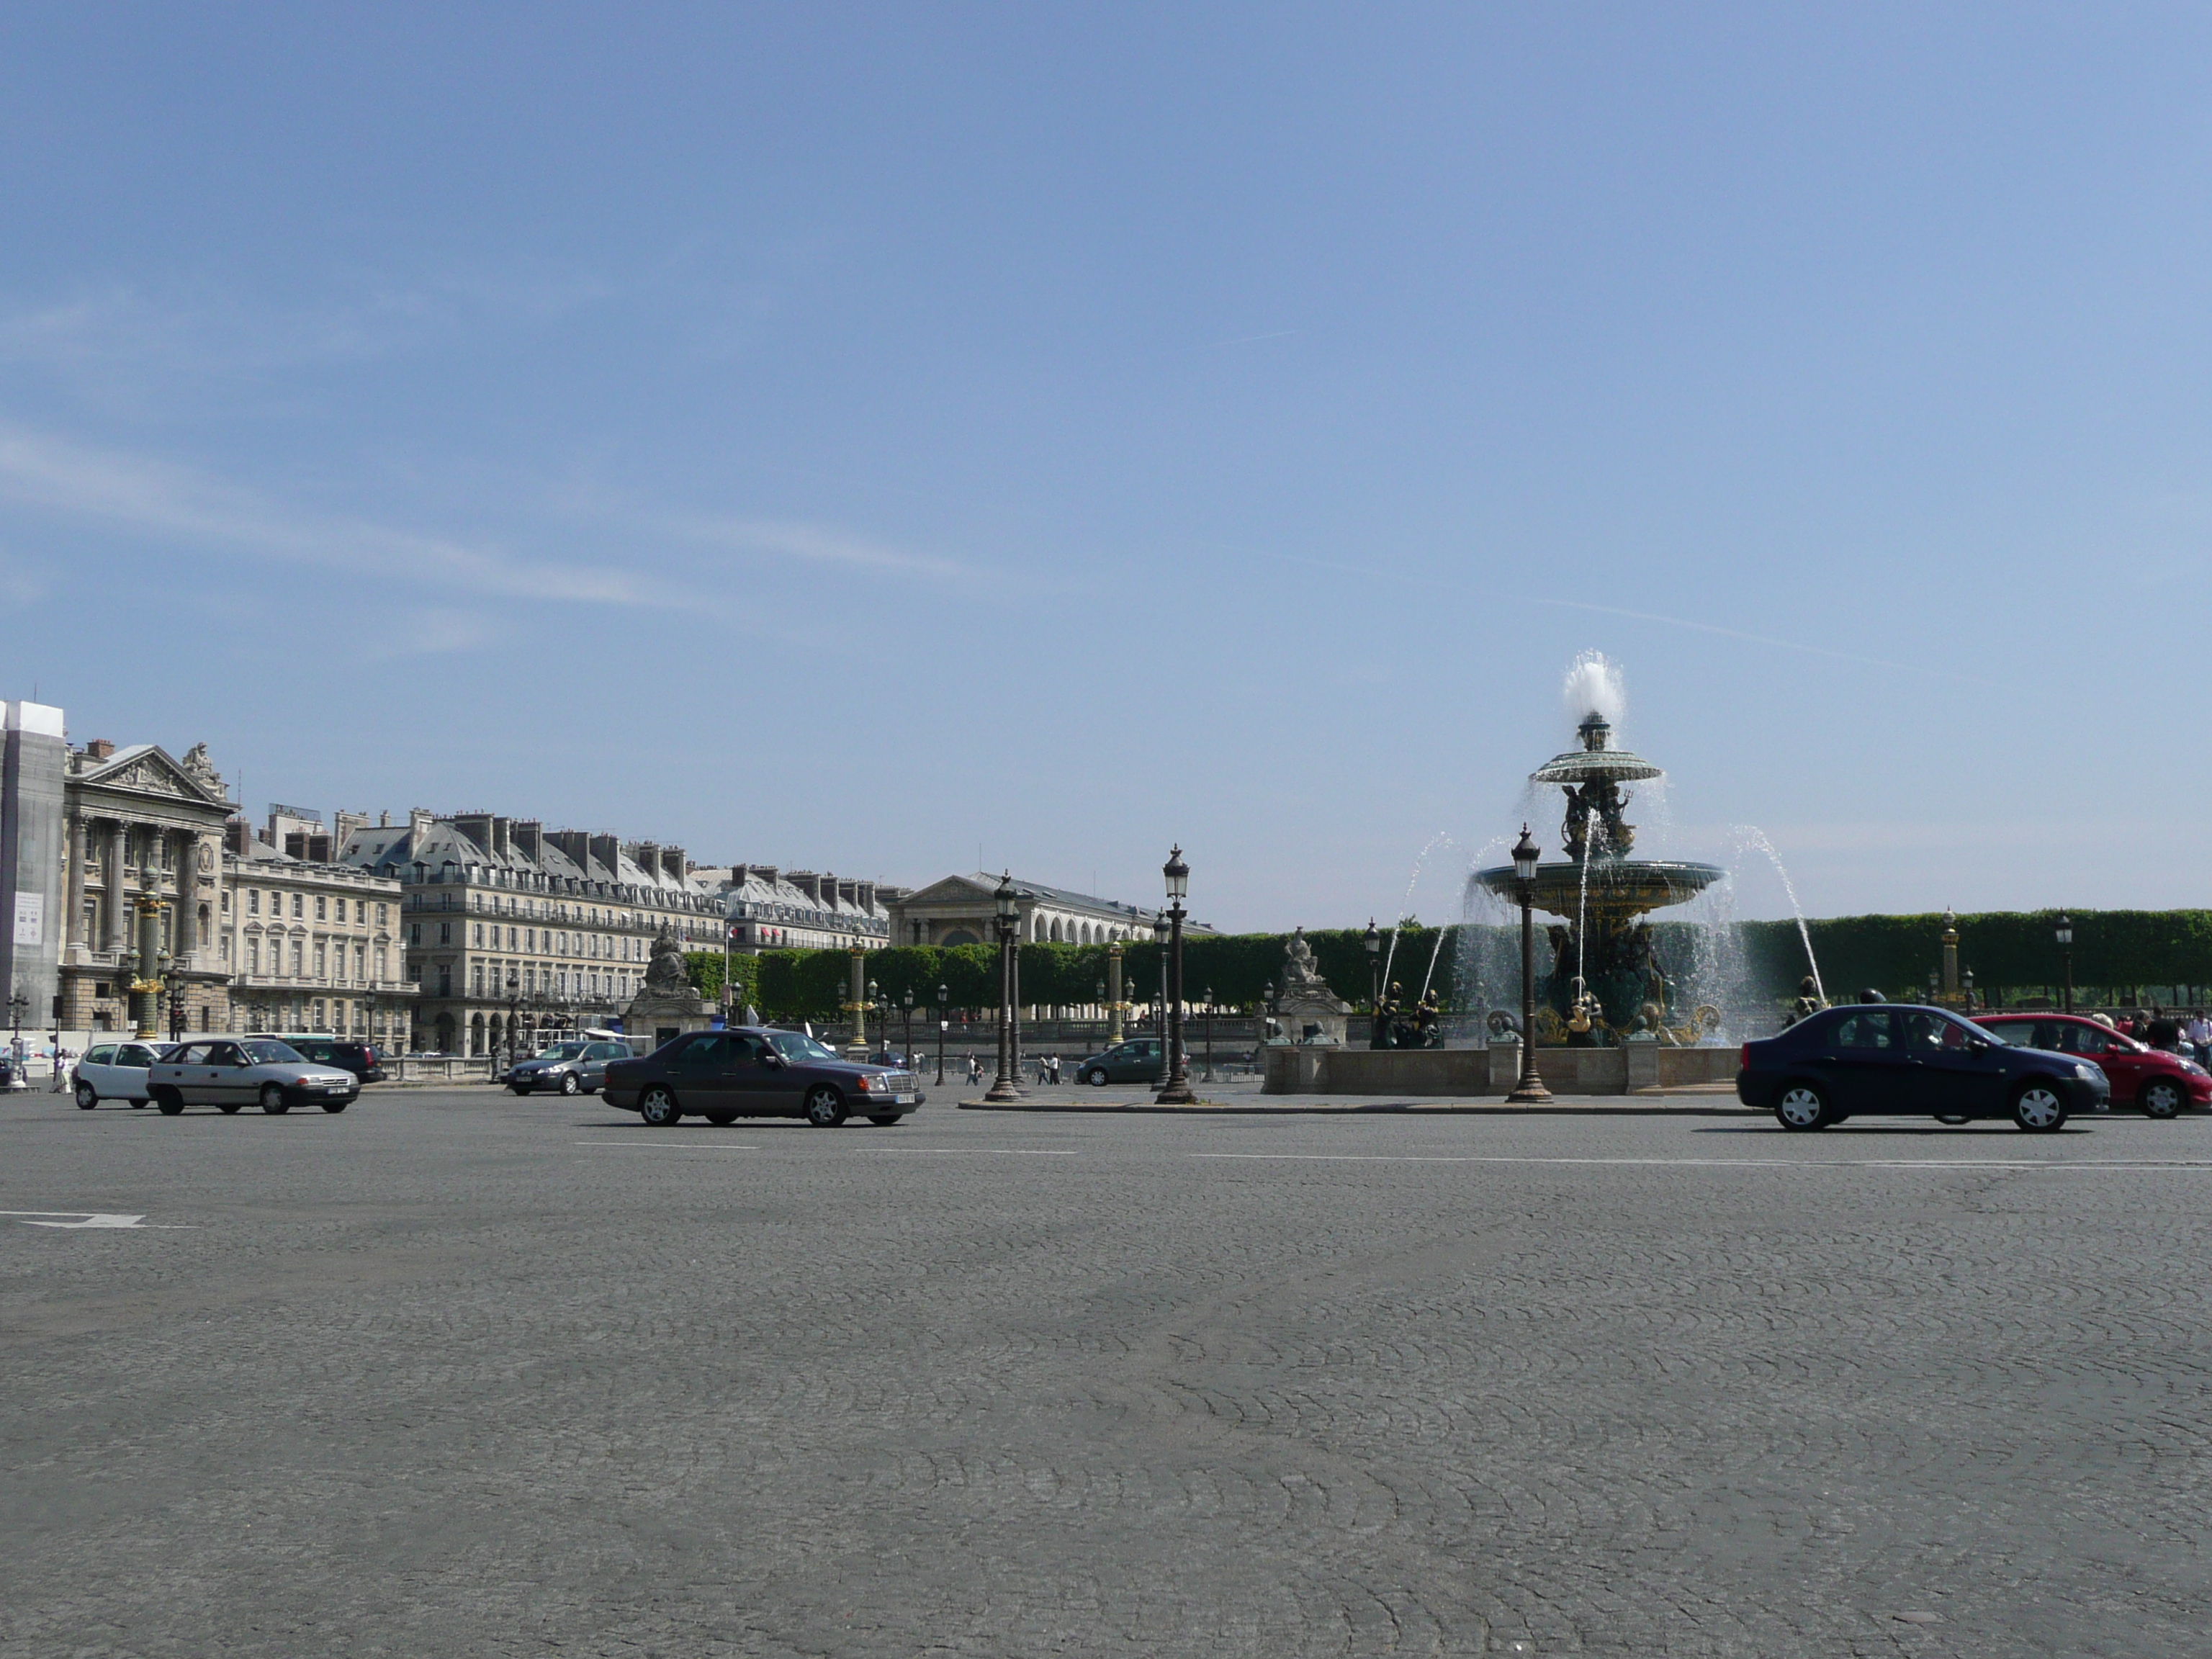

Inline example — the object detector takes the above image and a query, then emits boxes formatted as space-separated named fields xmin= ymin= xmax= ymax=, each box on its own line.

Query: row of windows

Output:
xmin=242 ymin=938 xmax=391 ymax=980
xmin=230 ymin=888 xmax=390 ymax=926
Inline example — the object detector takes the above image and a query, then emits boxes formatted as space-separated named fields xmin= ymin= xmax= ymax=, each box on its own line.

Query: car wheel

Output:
xmin=1086 ymin=1068 xmax=1107 ymax=1087
xmin=639 ymin=1086 xmax=682 ymax=1127
xmin=1935 ymin=1114 xmax=1970 ymax=1125
xmin=559 ymin=1073 xmax=581 ymax=1096
xmin=2140 ymin=1078 xmax=2185 ymax=1120
xmin=154 ymin=1088 xmax=185 ymax=1115
xmin=1774 ymin=1082 xmax=1827 ymax=1130
xmin=703 ymin=1108 xmax=738 ymax=1126
xmin=74 ymin=1082 xmax=98 ymax=1110
xmin=259 ymin=1084 xmax=290 ymax=1116
xmin=2012 ymin=1082 xmax=2068 ymax=1133
xmin=868 ymin=1113 xmax=903 ymax=1126
xmin=805 ymin=1086 xmax=848 ymax=1128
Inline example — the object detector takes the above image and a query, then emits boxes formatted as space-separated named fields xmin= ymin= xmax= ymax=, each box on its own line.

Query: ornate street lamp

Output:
xmin=5 ymin=991 xmax=26 ymax=1090
xmin=1156 ymin=845 xmax=1195 ymax=1104
xmin=985 ymin=872 xmax=1023 ymax=1101
xmin=902 ymin=986 xmax=914 ymax=1069
xmin=1364 ymin=918 xmax=1381 ymax=1012
xmin=505 ymin=970 xmax=522 ymax=1077
xmin=1962 ymin=967 xmax=1977 ymax=1012
xmin=935 ymin=982 xmax=949 ymax=1087
xmin=2056 ymin=914 xmax=2074 ymax=1015
xmin=1507 ymin=825 xmax=1550 ymax=1103
xmin=1106 ymin=940 xmax=1125 ymax=1043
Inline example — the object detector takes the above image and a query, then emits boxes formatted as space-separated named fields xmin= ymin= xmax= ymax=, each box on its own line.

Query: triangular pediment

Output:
xmin=78 ymin=745 xmax=232 ymax=809
xmin=900 ymin=874 xmax=1000 ymax=907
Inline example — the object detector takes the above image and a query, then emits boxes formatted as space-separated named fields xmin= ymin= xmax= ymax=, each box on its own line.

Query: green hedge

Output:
xmin=689 ymin=909 xmax=2212 ymax=1020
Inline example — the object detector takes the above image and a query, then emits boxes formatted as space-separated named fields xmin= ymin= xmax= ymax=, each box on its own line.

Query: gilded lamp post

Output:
xmin=986 ymin=872 xmax=1023 ymax=1102
xmin=130 ymin=861 xmax=169 ymax=1040
xmin=843 ymin=943 xmax=869 ymax=1058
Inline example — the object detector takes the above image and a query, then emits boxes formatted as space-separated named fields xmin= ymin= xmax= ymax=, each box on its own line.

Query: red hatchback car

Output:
xmin=1973 ymin=1012 xmax=2212 ymax=1118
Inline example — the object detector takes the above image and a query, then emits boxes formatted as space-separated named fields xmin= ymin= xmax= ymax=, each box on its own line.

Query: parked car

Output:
xmin=1737 ymin=1002 xmax=2110 ymax=1131
xmin=601 ymin=1026 xmax=922 ymax=1127
xmin=248 ymin=1034 xmax=387 ymax=1084
xmin=73 ymin=1040 xmax=175 ymax=1110
xmin=508 ymin=1039 xmax=631 ymax=1095
xmin=147 ymin=1038 xmax=361 ymax=1115
xmin=1074 ymin=1038 xmax=1164 ymax=1086
xmin=1974 ymin=1012 xmax=2211 ymax=1118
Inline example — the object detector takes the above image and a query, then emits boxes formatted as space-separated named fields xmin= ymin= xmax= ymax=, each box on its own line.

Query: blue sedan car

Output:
xmin=1737 ymin=1002 xmax=2109 ymax=1131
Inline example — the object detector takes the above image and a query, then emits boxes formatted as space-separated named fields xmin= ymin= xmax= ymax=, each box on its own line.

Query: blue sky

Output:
xmin=4 ymin=5 xmax=2208 ymax=932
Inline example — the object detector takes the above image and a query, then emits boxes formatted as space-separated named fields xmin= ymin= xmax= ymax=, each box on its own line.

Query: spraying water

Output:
xmin=1561 ymin=650 xmax=1627 ymax=737
xmin=1419 ymin=925 xmax=1447 ymax=1001
xmin=1732 ymin=825 xmax=1825 ymax=1004
xmin=1380 ymin=831 xmax=1454 ymax=993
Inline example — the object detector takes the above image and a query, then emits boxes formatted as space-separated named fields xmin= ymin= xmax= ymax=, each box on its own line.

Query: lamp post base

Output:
xmin=1154 ymin=1079 xmax=1197 ymax=1105
xmin=1506 ymin=1069 xmax=1551 ymax=1103
xmin=983 ymin=1075 xmax=1025 ymax=1102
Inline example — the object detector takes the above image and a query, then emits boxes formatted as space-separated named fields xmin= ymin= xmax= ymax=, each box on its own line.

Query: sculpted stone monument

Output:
xmin=621 ymin=928 xmax=711 ymax=1051
xmin=1272 ymin=927 xmax=1354 ymax=1047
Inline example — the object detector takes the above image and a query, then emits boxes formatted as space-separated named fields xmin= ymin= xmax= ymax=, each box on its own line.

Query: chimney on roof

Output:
xmin=635 ymin=842 xmax=659 ymax=881
xmin=409 ymin=808 xmax=434 ymax=839
xmin=86 ymin=739 xmax=114 ymax=760
xmin=790 ymin=871 xmax=820 ymax=905
xmin=856 ymin=881 xmax=876 ymax=913
xmin=453 ymin=813 xmax=495 ymax=857
xmin=661 ymin=847 xmax=685 ymax=882
xmin=589 ymin=832 xmax=618 ymax=871
xmin=224 ymin=818 xmax=248 ymax=855
xmin=513 ymin=820 xmax=541 ymax=863
xmin=493 ymin=817 xmax=512 ymax=858
xmin=378 ymin=809 xmax=390 ymax=828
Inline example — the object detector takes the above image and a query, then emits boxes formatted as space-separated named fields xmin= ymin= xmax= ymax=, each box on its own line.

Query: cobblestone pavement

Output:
xmin=5 ymin=1091 xmax=2211 ymax=1657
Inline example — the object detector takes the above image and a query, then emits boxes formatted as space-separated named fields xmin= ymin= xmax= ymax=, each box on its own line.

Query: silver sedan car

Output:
xmin=505 ymin=1039 xmax=630 ymax=1096
xmin=147 ymin=1037 xmax=361 ymax=1115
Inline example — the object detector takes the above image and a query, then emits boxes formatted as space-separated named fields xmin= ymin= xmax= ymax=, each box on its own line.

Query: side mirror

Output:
xmin=761 ymin=1052 xmax=785 ymax=1068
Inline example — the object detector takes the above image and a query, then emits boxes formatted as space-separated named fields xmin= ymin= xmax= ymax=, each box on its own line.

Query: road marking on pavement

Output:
xmin=850 ymin=1148 xmax=1077 ymax=1156
xmin=0 ymin=1210 xmax=155 ymax=1228
xmin=576 ymin=1141 xmax=760 ymax=1151
xmin=1189 ymin=1153 xmax=2212 ymax=1171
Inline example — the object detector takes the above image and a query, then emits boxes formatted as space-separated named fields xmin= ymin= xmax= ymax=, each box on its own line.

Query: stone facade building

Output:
xmin=337 ymin=810 xmax=727 ymax=1057
xmin=702 ymin=865 xmax=902 ymax=952
xmin=221 ymin=811 xmax=412 ymax=1046
xmin=58 ymin=738 xmax=236 ymax=1034
xmin=889 ymin=873 xmax=1200 ymax=950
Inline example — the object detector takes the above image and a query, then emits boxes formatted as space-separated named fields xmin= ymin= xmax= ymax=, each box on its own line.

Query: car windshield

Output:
xmin=240 ymin=1040 xmax=304 ymax=1064
xmin=765 ymin=1030 xmax=840 ymax=1064
xmin=536 ymin=1043 xmax=589 ymax=1061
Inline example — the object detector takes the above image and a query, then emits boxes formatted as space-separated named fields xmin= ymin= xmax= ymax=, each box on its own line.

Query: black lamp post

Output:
xmin=902 ymin=987 xmax=914 ymax=1069
xmin=935 ymin=982 xmax=949 ymax=1087
xmin=2056 ymin=914 xmax=2074 ymax=1014
xmin=1962 ymin=967 xmax=1976 ymax=1012
xmin=1364 ymin=917 xmax=1381 ymax=1012
xmin=1202 ymin=984 xmax=1214 ymax=1083
xmin=1507 ymin=824 xmax=1550 ymax=1103
xmin=505 ymin=971 xmax=521 ymax=1076
xmin=6 ymin=990 xmax=26 ymax=1089
xmin=986 ymin=872 xmax=1023 ymax=1101
xmin=167 ymin=976 xmax=188 ymax=1043
xmin=1150 ymin=912 xmax=1169 ymax=1082
xmin=1156 ymin=845 xmax=1195 ymax=1104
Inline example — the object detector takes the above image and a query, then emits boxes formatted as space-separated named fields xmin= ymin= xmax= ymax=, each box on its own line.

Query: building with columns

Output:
xmin=221 ymin=811 xmax=412 ymax=1047
xmin=58 ymin=737 xmax=236 ymax=1033
xmin=889 ymin=873 xmax=1212 ymax=950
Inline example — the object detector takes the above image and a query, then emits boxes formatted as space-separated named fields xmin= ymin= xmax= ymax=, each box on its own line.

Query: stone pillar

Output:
xmin=103 ymin=821 xmax=127 ymax=952
xmin=174 ymin=833 xmax=197 ymax=958
xmin=63 ymin=810 xmax=85 ymax=953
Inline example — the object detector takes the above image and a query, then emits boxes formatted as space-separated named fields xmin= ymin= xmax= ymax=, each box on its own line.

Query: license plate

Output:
xmin=894 ymin=1093 xmax=917 ymax=1105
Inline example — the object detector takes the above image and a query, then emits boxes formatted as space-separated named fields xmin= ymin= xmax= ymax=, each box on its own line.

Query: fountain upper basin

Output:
xmin=1475 ymin=858 xmax=1725 ymax=920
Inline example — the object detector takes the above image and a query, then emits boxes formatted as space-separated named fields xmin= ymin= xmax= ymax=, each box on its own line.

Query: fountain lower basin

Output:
xmin=1473 ymin=858 xmax=1725 ymax=918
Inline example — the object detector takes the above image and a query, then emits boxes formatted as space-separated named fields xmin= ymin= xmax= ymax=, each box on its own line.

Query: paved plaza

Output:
xmin=5 ymin=1090 xmax=2211 ymax=1657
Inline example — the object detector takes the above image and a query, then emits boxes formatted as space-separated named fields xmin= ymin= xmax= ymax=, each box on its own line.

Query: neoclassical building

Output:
xmin=58 ymin=739 xmax=235 ymax=1033
xmin=889 ymin=873 xmax=1208 ymax=950
xmin=221 ymin=812 xmax=412 ymax=1046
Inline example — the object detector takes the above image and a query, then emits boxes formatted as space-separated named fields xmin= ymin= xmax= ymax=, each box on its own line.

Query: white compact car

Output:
xmin=73 ymin=1040 xmax=175 ymax=1110
xmin=147 ymin=1038 xmax=360 ymax=1115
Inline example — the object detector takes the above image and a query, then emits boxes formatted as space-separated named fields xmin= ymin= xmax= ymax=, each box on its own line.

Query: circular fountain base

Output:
xmin=1473 ymin=858 xmax=1725 ymax=917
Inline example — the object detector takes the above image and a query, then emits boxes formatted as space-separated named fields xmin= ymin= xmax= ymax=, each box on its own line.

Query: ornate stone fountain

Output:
xmin=1475 ymin=711 xmax=1723 ymax=1038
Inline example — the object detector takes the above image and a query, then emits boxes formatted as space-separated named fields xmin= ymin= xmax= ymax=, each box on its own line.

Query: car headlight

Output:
xmin=2075 ymin=1064 xmax=2098 ymax=1082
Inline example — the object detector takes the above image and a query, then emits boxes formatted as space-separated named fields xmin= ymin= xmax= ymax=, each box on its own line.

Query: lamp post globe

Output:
xmin=1506 ymin=824 xmax=1550 ymax=1102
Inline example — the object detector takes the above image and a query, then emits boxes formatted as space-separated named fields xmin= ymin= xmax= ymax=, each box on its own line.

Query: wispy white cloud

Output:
xmin=0 ymin=423 xmax=667 ymax=606
xmin=669 ymin=514 xmax=975 ymax=583
xmin=357 ymin=608 xmax=500 ymax=660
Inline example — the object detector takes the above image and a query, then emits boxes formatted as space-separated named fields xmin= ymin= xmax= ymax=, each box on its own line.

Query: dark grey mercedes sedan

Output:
xmin=601 ymin=1027 xmax=922 ymax=1127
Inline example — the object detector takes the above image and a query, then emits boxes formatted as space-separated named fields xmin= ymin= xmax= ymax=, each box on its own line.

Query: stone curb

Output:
xmin=958 ymin=1096 xmax=1761 ymax=1116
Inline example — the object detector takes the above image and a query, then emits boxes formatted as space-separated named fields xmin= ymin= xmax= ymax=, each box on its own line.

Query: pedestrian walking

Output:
xmin=1048 ymin=1053 xmax=1061 ymax=1086
xmin=2185 ymin=1010 xmax=2212 ymax=1066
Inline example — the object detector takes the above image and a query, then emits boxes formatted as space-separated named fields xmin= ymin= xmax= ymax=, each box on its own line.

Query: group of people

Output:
xmin=2108 ymin=1007 xmax=2212 ymax=1065
xmin=957 ymin=1052 xmax=1068 ymax=1085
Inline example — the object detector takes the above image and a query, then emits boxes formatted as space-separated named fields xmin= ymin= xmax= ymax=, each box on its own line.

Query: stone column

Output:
xmin=63 ymin=810 xmax=86 ymax=953
xmin=103 ymin=821 xmax=127 ymax=953
xmin=174 ymin=832 xmax=197 ymax=958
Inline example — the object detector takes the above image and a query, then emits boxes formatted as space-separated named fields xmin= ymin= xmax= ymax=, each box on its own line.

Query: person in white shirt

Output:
xmin=2185 ymin=1012 xmax=2212 ymax=1066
